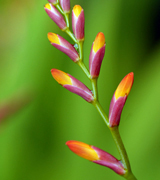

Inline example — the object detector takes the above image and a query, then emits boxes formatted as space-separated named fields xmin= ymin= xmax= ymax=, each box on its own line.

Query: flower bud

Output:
xmin=60 ymin=0 xmax=70 ymax=13
xmin=48 ymin=33 xmax=79 ymax=62
xmin=89 ymin=32 xmax=106 ymax=79
xmin=66 ymin=140 xmax=125 ymax=175
xmin=44 ymin=3 xmax=67 ymax=30
xmin=51 ymin=69 xmax=94 ymax=102
xmin=109 ymin=73 xmax=134 ymax=127
xmin=72 ymin=5 xmax=84 ymax=41
xmin=48 ymin=0 xmax=58 ymax=5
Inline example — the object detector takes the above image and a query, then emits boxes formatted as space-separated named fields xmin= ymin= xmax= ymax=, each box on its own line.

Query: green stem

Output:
xmin=65 ymin=28 xmax=77 ymax=43
xmin=55 ymin=4 xmax=64 ymax=15
xmin=110 ymin=126 xmax=130 ymax=170
xmin=64 ymin=13 xmax=70 ymax=28
xmin=93 ymin=100 xmax=109 ymax=126
xmin=77 ymin=41 xmax=83 ymax=60
xmin=91 ymin=78 xmax=98 ymax=100
xmin=77 ymin=61 xmax=90 ymax=79
xmin=93 ymin=101 xmax=137 ymax=180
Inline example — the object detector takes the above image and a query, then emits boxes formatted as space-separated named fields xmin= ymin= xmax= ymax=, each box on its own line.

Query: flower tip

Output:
xmin=66 ymin=140 xmax=99 ymax=161
xmin=47 ymin=32 xmax=60 ymax=44
xmin=51 ymin=69 xmax=72 ymax=85
xmin=44 ymin=3 xmax=51 ymax=10
xmin=115 ymin=72 xmax=134 ymax=100
xmin=93 ymin=32 xmax=105 ymax=53
xmin=73 ymin=5 xmax=83 ymax=17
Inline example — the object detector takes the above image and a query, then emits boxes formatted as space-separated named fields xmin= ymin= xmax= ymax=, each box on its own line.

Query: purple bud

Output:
xmin=72 ymin=5 xmax=85 ymax=41
xmin=89 ymin=32 xmax=106 ymax=79
xmin=60 ymin=0 xmax=70 ymax=13
xmin=48 ymin=33 xmax=79 ymax=62
xmin=44 ymin=3 xmax=67 ymax=30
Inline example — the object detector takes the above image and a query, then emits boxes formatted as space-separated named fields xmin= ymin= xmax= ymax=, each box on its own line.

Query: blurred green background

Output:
xmin=0 ymin=0 xmax=160 ymax=179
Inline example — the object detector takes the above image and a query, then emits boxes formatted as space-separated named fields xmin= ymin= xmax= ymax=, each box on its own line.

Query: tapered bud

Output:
xmin=48 ymin=33 xmax=79 ymax=62
xmin=109 ymin=73 xmax=134 ymax=127
xmin=48 ymin=0 xmax=58 ymax=5
xmin=72 ymin=5 xmax=84 ymax=41
xmin=44 ymin=3 xmax=67 ymax=30
xmin=89 ymin=32 xmax=106 ymax=79
xmin=66 ymin=140 xmax=125 ymax=175
xmin=51 ymin=69 xmax=94 ymax=102
xmin=60 ymin=0 xmax=70 ymax=13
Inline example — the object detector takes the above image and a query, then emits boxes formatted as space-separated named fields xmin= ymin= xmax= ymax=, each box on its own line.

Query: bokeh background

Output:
xmin=0 ymin=0 xmax=160 ymax=179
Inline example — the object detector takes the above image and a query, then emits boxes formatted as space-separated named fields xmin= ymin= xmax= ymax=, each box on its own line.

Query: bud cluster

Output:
xmin=44 ymin=0 xmax=135 ymax=178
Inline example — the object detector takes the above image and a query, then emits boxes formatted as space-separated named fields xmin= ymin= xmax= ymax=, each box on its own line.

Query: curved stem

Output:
xmin=56 ymin=4 xmax=64 ymax=15
xmin=93 ymin=101 xmax=137 ymax=180
xmin=77 ymin=61 xmax=90 ymax=79
xmin=93 ymin=100 xmax=109 ymax=126
xmin=65 ymin=28 xmax=77 ymax=43
xmin=110 ymin=126 xmax=130 ymax=170
xmin=91 ymin=78 xmax=98 ymax=100
xmin=58 ymin=5 xmax=136 ymax=179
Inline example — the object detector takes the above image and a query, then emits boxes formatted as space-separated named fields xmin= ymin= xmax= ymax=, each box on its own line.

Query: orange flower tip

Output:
xmin=51 ymin=69 xmax=72 ymax=85
xmin=44 ymin=3 xmax=52 ymax=10
xmin=66 ymin=140 xmax=99 ymax=161
xmin=115 ymin=72 xmax=134 ymax=100
xmin=93 ymin=32 xmax=105 ymax=53
xmin=47 ymin=33 xmax=60 ymax=44
xmin=73 ymin=5 xmax=83 ymax=17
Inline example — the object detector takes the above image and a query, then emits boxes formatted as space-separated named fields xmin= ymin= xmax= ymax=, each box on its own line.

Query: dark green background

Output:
xmin=0 ymin=0 xmax=160 ymax=179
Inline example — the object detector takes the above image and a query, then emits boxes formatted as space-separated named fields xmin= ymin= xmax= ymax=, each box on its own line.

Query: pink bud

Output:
xmin=60 ymin=0 xmax=70 ymax=13
xmin=109 ymin=73 xmax=134 ymax=127
xmin=51 ymin=69 xmax=94 ymax=102
xmin=44 ymin=3 xmax=67 ymax=30
xmin=48 ymin=0 xmax=58 ymax=5
xmin=72 ymin=5 xmax=85 ymax=41
xmin=48 ymin=33 xmax=79 ymax=62
xmin=89 ymin=32 xmax=106 ymax=79
xmin=66 ymin=140 xmax=125 ymax=175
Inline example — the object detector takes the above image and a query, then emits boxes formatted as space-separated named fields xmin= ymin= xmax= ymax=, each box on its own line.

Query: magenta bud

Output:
xmin=51 ymin=69 xmax=94 ymax=102
xmin=72 ymin=5 xmax=85 ymax=41
xmin=109 ymin=73 xmax=134 ymax=127
xmin=48 ymin=0 xmax=58 ymax=5
xmin=92 ymin=146 xmax=125 ymax=175
xmin=66 ymin=140 xmax=125 ymax=175
xmin=89 ymin=32 xmax=106 ymax=79
xmin=44 ymin=3 xmax=67 ymax=30
xmin=60 ymin=0 xmax=70 ymax=13
xmin=48 ymin=33 xmax=79 ymax=62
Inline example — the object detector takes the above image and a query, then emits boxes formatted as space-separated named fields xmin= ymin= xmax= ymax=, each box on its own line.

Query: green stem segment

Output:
xmin=94 ymin=101 xmax=137 ymax=180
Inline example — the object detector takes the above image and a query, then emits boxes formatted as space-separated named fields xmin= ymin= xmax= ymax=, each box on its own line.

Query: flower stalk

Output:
xmin=45 ymin=1 xmax=137 ymax=179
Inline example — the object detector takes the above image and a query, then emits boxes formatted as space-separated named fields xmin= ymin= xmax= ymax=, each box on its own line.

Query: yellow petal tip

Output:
xmin=51 ymin=69 xmax=72 ymax=85
xmin=44 ymin=3 xmax=51 ymax=10
xmin=73 ymin=5 xmax=83 ymax=17
xmin=115 ymin=72 xmax=134 ymax=99
xmin=66 ymin=140 xmax=99 ymax=161
xmin=93 ymin=32 xmax=105 ymax=53
xmin=48 ymin=33 xmax=60 ymax=44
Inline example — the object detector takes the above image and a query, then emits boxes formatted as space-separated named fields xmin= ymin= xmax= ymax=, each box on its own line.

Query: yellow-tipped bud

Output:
xmin=51 ymin=69 xmax=72 ymax=85
xmin=66 ymin=140 xmax=99 ymax=161
xmin=93 ymin=32 xmax=105 ymax=53
xmin=48 ymin=33 xmax=60 ymax=45
xmin=115 ymin=72 xmax=134 ymax=100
